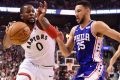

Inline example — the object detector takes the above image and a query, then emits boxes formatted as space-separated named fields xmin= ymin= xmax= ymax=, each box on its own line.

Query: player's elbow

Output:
xmin=61 ymin=50 xmax=71 ymax=57
xmin=115 ymin=33 xmax=120 ymax=43
xmin=118 ymin=34 xmax=120 ymax=43
xmin=62 ymin=52 xmax=70 ymax=57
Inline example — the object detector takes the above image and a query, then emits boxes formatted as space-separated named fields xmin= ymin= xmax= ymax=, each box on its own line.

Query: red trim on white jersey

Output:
xmin=92 ymin=37 xmax=103 ymax=62
xmin=18 ymin=72 xmax=31 ymax=80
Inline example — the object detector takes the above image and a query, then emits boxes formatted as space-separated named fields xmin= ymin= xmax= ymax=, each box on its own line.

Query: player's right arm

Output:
xmin=3 ymin=21 xmax=15 ymax=49
xmin=92 ymin=21 xmax=120 ymax=42
xmin=107 ymin=45 xmax=120 ymax=73
xmin=37 ymin=1 xmax=58 ymax=39
xmin=3 ymin=33 xmax=12 ymax=49
xmin=56 ymin=27 xmax=75 ymax=57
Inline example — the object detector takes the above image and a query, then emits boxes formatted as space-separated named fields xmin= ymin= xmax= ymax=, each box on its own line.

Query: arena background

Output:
xmin=0 ymin=0 xmax=120 ymax=80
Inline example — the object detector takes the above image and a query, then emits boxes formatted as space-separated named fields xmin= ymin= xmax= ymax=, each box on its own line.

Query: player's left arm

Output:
xmin=92 ymin=21 xmax=120 ymax=43
xmin=36 ymin=1 xmax=58 ymax=39
xmin=107 ymin=45 xmax=120 ymax=73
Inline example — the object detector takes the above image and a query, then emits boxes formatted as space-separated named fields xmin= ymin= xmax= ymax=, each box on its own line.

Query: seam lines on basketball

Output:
xmin=10 ymin=35 xmax=30 ymax=44
xmin=10 ymin=35 xmax=29 ymax=41
xmin=10 ymin=26 xmax=28 ymax=38
xmin=9 ymin=24 xmax=15 ymax=37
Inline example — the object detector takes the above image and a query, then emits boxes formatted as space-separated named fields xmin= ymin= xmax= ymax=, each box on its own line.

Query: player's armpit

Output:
xmin=93 ymin=21 xmax=120 ymax=42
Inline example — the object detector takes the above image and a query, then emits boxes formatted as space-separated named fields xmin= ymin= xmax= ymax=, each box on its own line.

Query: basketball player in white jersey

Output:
xmin=3 ymin=1 xmax=60 ymax=80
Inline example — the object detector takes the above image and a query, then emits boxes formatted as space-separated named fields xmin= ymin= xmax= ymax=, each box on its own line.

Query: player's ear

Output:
xmin=86 ymin=8 xmax=90 ymax=14
xmin=86 ymin=8 xmax=89 ymax=12
xmin=20 ymin=14 xmax=23 ymax=19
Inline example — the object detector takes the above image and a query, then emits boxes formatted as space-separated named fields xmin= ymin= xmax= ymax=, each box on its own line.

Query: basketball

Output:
xmin=7 ymin=22 xmax=31 ymax=45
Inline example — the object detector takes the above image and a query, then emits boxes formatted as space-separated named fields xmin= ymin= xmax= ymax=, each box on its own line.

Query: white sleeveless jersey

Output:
xmin=21 ymin=25 xmax=55 ymax=66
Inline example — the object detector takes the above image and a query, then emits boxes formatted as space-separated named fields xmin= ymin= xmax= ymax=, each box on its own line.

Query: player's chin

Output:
xmin=76 ymin=19 xmax=80 ymax=24
xmin=27 ymin=18 xmax=36 ymax=25
xmin=29 ymin=18 xmax=36 ymax=22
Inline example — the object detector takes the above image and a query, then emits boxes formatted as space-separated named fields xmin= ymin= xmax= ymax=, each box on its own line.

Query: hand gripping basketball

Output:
xmin=6 ymin=22 xmax=31 ymax=45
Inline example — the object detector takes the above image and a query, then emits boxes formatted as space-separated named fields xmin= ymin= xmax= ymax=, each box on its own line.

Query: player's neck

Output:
xmin=80 ymin=18 xmax=91 ymax=28
xmin=27 ymin=24 xmax=34 ymax=31
xmin=22 ymin=20 xmax=35 ymax=31
xmin=36 ymin=20 xmax=44 ymax=30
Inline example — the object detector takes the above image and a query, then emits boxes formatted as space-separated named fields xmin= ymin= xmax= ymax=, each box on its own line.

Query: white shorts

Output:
xmin=16 ymin=59 xmax=54 ymax=80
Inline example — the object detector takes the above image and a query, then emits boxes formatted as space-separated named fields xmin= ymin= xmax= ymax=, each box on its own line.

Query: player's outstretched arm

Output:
xmin=56 ymin=27 xmax=75 ymax=57
xmin=107 ymin=45 xmax=120 ymax=74
xmin=37 ymin=1 xmax=49 ymax=29
xmin=37 ymin=1 xmax=58 ymax=39
xmin=92 ymin=21 xmax=120 ymax=43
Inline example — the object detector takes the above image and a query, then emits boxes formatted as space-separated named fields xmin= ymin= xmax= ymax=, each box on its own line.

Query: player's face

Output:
xmin=75 ymin=5 xmax=88 ymax=24
xmin=21 ymin=5 xmax=36 ymax=25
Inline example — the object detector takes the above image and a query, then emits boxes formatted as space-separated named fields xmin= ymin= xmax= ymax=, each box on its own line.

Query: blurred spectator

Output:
xmin=0 ymin=45 xmax=24 ymax=80
xmin=0 ymin=0 xmax=120 ymax=9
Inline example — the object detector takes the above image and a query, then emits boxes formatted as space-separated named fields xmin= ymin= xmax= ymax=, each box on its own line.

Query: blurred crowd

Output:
xmin=0 ymin=45 xmax=24 ymax=80
xmin=0 ymin=0 xmax=120 ymax=9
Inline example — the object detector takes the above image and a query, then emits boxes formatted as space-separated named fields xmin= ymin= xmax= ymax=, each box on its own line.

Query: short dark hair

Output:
xmin=20 ymin=4 xmax=27 ymax=13
xmin=76 ymin=0 xmax=91 ymax=9
xmin=20 ymin=4 xmax=33 ymax=13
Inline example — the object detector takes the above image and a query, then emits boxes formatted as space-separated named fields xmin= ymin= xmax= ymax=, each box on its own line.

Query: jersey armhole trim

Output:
xmin=90 ymin=21 xmax=97 ymax=38
xmin=18 ymin=72 xmax=31 ymax=80
xmin=73 ymin=25 xmax=79 ymax=36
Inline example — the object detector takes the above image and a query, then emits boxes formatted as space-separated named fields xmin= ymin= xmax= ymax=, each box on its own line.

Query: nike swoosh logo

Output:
xmin=49 ymin=75 xmax=53 ymax=77
xmin=86 ymin=26 xmax=90 ymax=29
xmin=77 ymin=73 xmax=84 ymax=77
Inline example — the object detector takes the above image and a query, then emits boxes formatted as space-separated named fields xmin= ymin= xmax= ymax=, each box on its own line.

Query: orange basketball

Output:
xmin=7 ymin=22 xmax=31 ymax=45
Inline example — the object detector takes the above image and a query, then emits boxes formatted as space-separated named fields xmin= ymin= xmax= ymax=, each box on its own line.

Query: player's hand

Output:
xmin=6 ymin=21 xmax=16 ymax=34
xmin=107 ymin=65 xmax=114 ymax=74
xmin=55 ymin=26 xmax=64 ymax=41
xmin=36 ymin=1 xmax=47 ymax=20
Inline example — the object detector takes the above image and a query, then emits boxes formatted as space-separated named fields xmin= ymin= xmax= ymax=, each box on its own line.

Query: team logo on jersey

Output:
xmin=74 ymin=33 xmax=90 ymax=42
xmin=74 ymin=33 xmax=90 ymax=50
xmin=27 ymin=34 xmax=47 ymax=49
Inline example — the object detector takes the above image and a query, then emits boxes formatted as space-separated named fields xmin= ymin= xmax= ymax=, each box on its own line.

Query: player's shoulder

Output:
xmin=68 ymin=25 xmax=78 ymax=36
xmin=92 ymin=20 xmax=109 ymax=31
xmin=92 ymin=21 xmax=106 ymax=27
xmin=71 ymin=25 xmax=78 ymax=32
